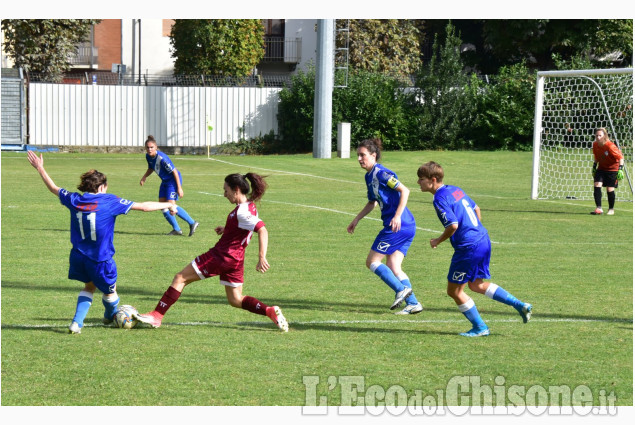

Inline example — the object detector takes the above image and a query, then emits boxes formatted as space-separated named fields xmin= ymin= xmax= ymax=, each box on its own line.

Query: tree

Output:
xmin=481 ymin=19 xmax=633 ymax=70
xmin=337 ymin=19 xmax=421 ymax=77
xmin=170 ymin=19 xmax=265 ymax=77
xmin=411 ymin=22 xmax=478 ymax=149
xmin=1 ymin=19 xmax=99 ymax=82
xmin=419 ymin=19 xmax=633 ymax=73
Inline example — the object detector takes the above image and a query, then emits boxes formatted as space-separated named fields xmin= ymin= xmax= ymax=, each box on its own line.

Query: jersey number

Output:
xmin=76 ymin=211 xmax=97 ymax=241
xmin=462 ymin=199 xmax=479 ymax=227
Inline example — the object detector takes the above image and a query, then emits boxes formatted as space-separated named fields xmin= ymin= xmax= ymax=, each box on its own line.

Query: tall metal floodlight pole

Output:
xmin=313 ymin=19 xmax=334 ymax=158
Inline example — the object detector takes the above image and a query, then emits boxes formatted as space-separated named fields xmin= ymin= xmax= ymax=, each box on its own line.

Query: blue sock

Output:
xmin=163 ymin=209 xmax=181 ymax=231
xmin=370 ymin=262 xmax=404 ymax=293
xmin=458 ymin=298 xmax=487 ymax=330
xmin=102 ymin=292 xmax=120 ymax=321
xmin=485 ymin=283 xmax=523 ymax=309
xmin=72 ymin=291 xmax=94 ymax=327
xmin=398 ymin=275 xmax=418 ymax=305
xmin=176 ymin=206 xmax=195 ymax=226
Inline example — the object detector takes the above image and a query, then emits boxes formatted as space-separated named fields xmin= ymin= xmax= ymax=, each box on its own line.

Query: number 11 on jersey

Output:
xmin=76 ymin=211 xmax=97 ymax=241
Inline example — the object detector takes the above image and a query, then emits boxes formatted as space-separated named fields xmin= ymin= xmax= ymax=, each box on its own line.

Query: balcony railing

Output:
xmin=263 ymin=37 xmax=301 ymax=63
xmin=68 ymin=43 xmax=98 ymax=67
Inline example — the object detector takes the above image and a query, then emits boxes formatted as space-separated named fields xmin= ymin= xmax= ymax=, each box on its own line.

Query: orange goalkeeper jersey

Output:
xmin=593 ymin=140 xmax=623 ymax=171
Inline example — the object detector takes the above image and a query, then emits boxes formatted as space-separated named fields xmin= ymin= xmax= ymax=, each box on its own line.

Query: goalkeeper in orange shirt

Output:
xmin=591 ymin=127 xmax=625 ymax=216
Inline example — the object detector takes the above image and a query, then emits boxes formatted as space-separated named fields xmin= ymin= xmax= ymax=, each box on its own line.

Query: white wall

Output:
xmin=121 ymin=19 xmax=175 ymax=77
xmin=285 ymin=19 xmax=317 ymax=72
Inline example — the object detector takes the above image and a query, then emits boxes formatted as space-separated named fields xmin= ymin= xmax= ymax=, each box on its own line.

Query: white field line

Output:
xmin=198 ymin=191 xmax=440 ymax=234
xmin=2 ymin=316 xmax=630 ymax=331
xmin=206 ymin=157 xmax=362 ymax=185
xmin=196 ymin=191 xmax=632 ymax=245
xmin=10 ymin=153 xmax=630 ymax=213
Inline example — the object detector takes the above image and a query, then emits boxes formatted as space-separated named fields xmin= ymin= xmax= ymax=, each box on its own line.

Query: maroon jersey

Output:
xmin=213 ymin=202 xmax=265 ymax=263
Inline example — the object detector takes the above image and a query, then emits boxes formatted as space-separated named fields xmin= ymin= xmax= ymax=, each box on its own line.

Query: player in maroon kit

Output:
xmin=135 ymin=173 xmax=288 ymax=332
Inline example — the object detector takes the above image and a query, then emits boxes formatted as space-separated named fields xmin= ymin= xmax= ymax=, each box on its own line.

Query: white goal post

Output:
xmin=531 ymin=68 xmax=633 ymax=201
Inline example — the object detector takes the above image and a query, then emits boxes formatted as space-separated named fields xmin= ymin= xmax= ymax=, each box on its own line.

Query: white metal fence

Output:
xmin=28 ymin=83 xmax=281 ymax=147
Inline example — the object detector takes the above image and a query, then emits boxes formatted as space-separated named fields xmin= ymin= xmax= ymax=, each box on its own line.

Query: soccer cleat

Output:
xmin=167 ymin=230 xmax=183 ymax=236
xmin=395 ymin=302 xmax=423 ymax=315
xmin=516 ymin=303 xmax=532 ymax=323
xmin=460 ymin=326 xmax=490 ymax=337
xmin=188 ymin=221 xmax=199 ymax=237
xmin=390 ymin=287 xmax=413 ymax=310
xmin=607 ymin=209 xmax=615 ymax=216
xmin=267 ymin=306 xmax=289 ymax=332
xmin=68 ymin=321 xmax=82 ymax=334
xmin=135 ymin=311 xmax=163 ymax=328
xmin=590 ymin=208 xmax=603 ymax=215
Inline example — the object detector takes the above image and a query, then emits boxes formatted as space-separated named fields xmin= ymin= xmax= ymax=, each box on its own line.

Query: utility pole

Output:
xmin=313 ymin=19 xmax=334 ymax=159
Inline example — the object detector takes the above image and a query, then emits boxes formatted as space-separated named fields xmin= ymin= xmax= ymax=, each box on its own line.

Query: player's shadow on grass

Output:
xmin=285 ymin=322 xmax=458 ymax=336
xmin=3 ymin=280 xmax=632 ymax=326
xmin=481 ymin=208 xmax=593 ymax=216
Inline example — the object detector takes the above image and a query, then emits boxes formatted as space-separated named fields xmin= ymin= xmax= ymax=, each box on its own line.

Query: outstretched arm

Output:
xmin=131 ymin=201 xmax=177 ymax=214
xmin=27 ymin=151 xmax=60 ymax=196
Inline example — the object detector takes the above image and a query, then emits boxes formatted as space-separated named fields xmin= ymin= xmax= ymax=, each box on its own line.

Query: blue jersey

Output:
xmin=433 ymin=184 xmax=488 ymax=249
xmin=59 ymin=189 xmax=134 ymax=262
xmin=365 ymin=163 xmax=415 ymax=228
xmin=146 ymin=151 xmax=177 ymax=182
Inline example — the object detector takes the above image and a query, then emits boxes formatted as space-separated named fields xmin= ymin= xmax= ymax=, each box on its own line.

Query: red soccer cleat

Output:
xmin=135 ymin=311 xmax=163 ymax=328
xmin=266 ymin=306 xmax=289 ymax=332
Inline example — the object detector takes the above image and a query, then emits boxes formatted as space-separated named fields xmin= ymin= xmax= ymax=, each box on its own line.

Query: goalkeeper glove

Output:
xmin=617 ymin=164 xmax=624 ymax=180
xmin=592 ymin=163 xmax=597 ymax=178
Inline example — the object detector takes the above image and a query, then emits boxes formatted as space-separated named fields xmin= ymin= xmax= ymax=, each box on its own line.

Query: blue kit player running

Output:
xmin=347 ymin=138 xmax=422 ymax=314
xmin=28 ymin=151 xmax=178 ymax=334
xmin=140 ymin=135 xmax=199 ymax=236
xmin=417 ymin=161 xmax=532 ymax=337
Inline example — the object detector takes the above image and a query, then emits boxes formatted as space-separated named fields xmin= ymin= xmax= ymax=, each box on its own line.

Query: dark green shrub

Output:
xmin=472 ymin=63 xmax=536 ymax=150
xmin=333 ymin=69 xmax=411 ymax=150
xmin=276 ymin=67 xmax=316 ymax=153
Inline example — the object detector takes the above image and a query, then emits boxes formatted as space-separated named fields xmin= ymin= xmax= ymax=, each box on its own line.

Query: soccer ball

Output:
xmin=114 ymin=305 xmax=139 ymax=329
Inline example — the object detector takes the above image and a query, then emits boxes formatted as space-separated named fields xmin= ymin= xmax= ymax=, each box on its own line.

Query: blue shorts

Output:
xmin=448 ymin=236 xmax=491 ymax=284
xmin=371 ymin=222 xmax=415 ymax=256
xmin=68 ymin=249 xmax=117 ymax=294
xmin=159 ymin=172 xmax=182 ymax=201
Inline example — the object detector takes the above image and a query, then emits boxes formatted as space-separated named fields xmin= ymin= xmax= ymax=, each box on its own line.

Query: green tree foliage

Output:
xmin=410 ymin=22 xmax=478 ymax=150
xmin=472 ymin=63 xmax=536 ymax=151
xmin=1 ymin=19 xmax=100 ymax=82
xmin=170 ymin=19 xmax=265 ymax=76
xmin=481 ymin=19 xmax=633 ymax=70
xmin=277 ymin=66 xmax=411 ymax=152
xmin=337 ymin=19 xmax=422 ymax=77
xmin=276 ymin=67 xmax=317 ymax=152
xmin=333 ymin=69 xmax=410 ymax=150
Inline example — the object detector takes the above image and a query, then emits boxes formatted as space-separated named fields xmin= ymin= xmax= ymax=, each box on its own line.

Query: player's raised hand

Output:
xmin=27 ymin=150 xmax=44 ymax=170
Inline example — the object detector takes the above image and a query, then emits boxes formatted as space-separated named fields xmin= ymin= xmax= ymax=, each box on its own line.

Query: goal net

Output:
xmin=531 ymin=68 xmax=633 ymax=201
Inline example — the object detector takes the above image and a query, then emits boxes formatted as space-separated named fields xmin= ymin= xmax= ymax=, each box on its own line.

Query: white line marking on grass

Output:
xmin=197 ymin=191 xmax=440 ymax=234
xmin=3 ymin=317 xmax=629 ymax=331
xmin=207 ymin=157 xmax=362 ymax=185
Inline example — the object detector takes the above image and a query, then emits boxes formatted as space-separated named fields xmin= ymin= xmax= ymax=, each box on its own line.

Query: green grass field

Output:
xmin=1 ymin=150 xmax=632 ymax=412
